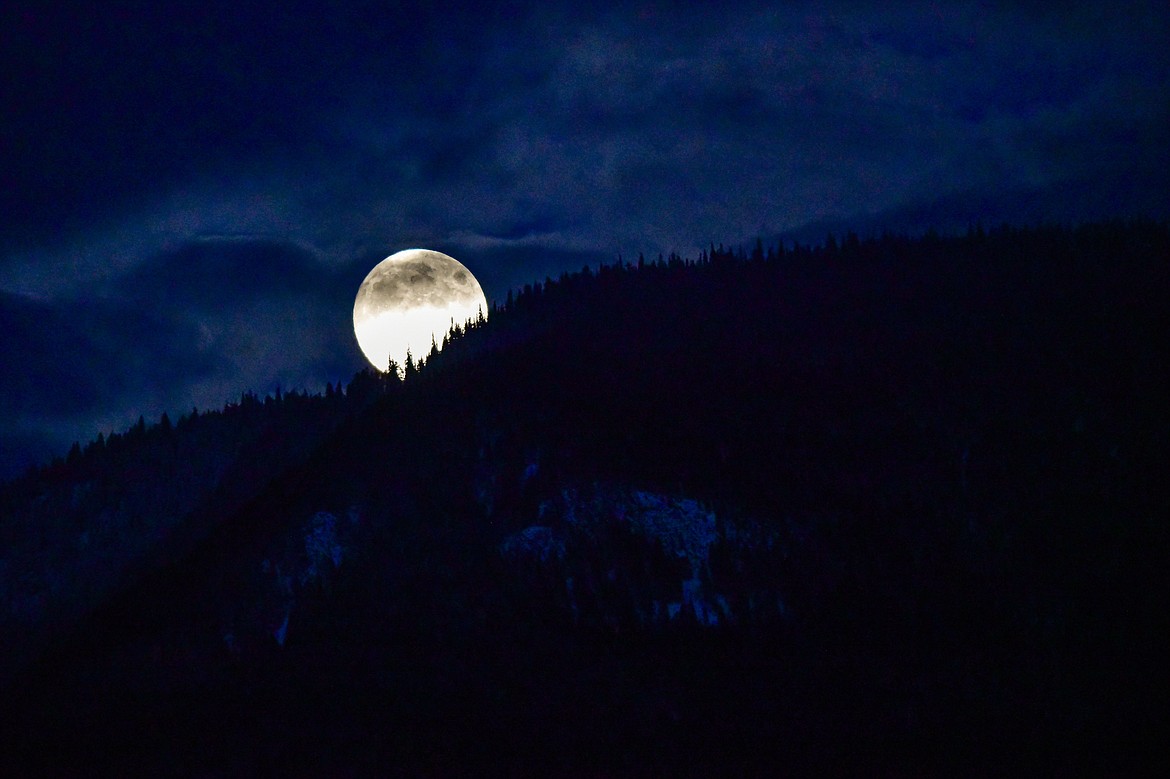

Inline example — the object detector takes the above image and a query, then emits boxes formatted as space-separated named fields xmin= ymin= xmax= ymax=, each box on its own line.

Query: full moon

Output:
xmin=353 ymin=249 xmax=488 ymax=373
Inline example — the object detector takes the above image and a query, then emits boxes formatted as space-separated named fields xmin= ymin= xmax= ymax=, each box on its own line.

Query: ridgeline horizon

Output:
xmin=1 ymin=216 xmax=1167 ymax=773
xmin=10 ymin=216 xmax=1167 ymax=483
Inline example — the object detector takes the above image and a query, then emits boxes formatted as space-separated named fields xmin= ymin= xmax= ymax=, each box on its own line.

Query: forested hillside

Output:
xmin=2 ymin=221 xmax=1167 ymax=774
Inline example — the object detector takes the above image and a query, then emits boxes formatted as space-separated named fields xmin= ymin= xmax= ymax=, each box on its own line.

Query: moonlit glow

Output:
xmin=354 ymin=303 xmax=479 ymax=371
xmin=353 ymin=249 xmax=487 ymax=373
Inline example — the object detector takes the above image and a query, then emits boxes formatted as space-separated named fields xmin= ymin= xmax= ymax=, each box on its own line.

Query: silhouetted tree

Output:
xmin=751 ymin=237 xmax=765 ymax=263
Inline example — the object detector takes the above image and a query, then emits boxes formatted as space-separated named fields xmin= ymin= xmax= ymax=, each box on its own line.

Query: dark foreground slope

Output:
xmin=2 ymin=222 xmax=1168 ymax=775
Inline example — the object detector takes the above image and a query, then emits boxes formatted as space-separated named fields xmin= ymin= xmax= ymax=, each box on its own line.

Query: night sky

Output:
xmin=2 ymin=1 xmax=1168 ymax=479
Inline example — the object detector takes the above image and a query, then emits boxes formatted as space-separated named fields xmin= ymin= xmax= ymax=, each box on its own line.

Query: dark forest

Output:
xmin=2 ymin=221 xmax=1167 ymax=774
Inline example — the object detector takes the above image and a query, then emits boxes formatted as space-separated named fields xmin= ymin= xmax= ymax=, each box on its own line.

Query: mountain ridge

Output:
xmin=2 ymin=220 xmax=1167 ymax=773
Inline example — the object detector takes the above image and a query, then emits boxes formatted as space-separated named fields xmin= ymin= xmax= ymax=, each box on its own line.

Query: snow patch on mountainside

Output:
xmin=623 ymin=490 xmax=717 ymax=577
xmin=500 ymin=525 xmax=565 ymax=563
xmin=502 ymin=484 xmax=787 ymax=628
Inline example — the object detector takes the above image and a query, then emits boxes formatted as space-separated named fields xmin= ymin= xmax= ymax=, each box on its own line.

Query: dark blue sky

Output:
xmin=2 ymin=1 xmax=1168 ymax=478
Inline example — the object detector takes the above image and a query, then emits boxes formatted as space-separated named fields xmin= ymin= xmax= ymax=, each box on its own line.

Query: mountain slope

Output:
xmin=2 ymin=221 xmax=1167 ymax=774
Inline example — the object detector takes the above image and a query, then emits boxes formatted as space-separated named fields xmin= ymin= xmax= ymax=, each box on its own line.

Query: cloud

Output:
xmin=0 ymin=291 xmax=217 ymax=417
xmin=108 ymin=237 xmax=367 ymax=395
xmin=109 ymin=237 xmax=333 ymax=310
xmin=0 ymin=288 xmax=221 ymax=478
xmin=7 ymin=2 xmax=1165 ymax=282
xmin=0 ymin=236 xmax=370 ymax=479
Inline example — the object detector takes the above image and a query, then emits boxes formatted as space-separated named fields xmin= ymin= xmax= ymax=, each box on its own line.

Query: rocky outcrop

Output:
xmin=500 ymin=484 xmax=789 ymax=628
